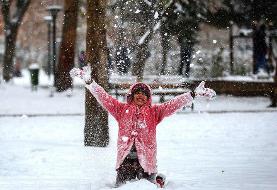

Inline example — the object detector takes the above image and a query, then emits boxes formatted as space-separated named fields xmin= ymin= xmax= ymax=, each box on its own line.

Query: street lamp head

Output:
xmin=47 ymin=5 xmax=62 ymax=17
xmin=43 ymin=16 xmax=53 ymax=23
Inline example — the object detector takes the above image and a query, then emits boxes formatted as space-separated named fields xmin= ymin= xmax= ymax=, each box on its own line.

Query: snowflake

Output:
xmin=122 ymin=136 xmax=129 ymax=142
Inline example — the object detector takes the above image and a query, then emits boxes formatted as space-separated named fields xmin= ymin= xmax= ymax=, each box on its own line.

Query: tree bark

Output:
xmin=1 ymin=0 xmax=30 ymax=82
xmin=3 ymin=30 xmax=17 ymax=81
xmin=56 ymin=0 xmax=79 ymax=92
xmin=160 ymin=26 xmax=169 ymax=75
xmin=178 ymin=37 xmax=193 ymax=77
xmin=132 ymin=0 xmax=157 ymax=82
xmin=271 ymin=75 xmax=277 ymax=107
xmin=85 ymin=0 xmax=109 ymax=147
xmin=270 ymin=49 xmax=277 ymax=107
xmin=132 ymin=39 xmax=150 ymax=82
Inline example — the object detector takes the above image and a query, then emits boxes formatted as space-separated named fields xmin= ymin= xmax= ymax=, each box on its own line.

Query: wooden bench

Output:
xmin=109 ymin=79 xmax=275 ymax=99
xmin=109 ymin=82 xmax=195 ymax=109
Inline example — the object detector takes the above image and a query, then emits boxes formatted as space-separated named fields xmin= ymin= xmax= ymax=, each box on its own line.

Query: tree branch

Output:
xmin=1 ymin=0 xmax=11 ymax=26
xmin=13 ymin=0 xmax=30 ymax=25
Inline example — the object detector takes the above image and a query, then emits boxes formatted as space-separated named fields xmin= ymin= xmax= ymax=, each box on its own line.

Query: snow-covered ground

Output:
xmin=1 ymin=72 xmax=277 ymax=190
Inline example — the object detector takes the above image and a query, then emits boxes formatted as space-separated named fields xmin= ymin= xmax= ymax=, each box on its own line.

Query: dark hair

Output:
xmin=260 ymin=24 xmax=266 ymax=31
xmin=131 ymin=83 xmax=150 ymax=99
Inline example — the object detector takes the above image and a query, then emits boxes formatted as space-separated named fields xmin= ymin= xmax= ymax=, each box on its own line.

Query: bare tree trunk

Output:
xmin=132 ymin=1 xmax=158 ymax=82
xmin=1 ymin=0 xmax=30 ymax=82
xmin=56 ymin=0 xmax=79 ymax=92
xmin=3 ymin=31 xmax=17 ymax=81
xmin=268 ymin=37 xmax=277 ymax=107
xmin=160 ymin=26 xmax=169 ymax=75
xmin=269 ymin=53 xmax=277 ymax=107
xmin=271 ymin=75 xmax=277 ymax=107
xmin=132 ymin=39 xmax=151 ymax=82
xmin=85 ymin=0 xmax=109 ymax=147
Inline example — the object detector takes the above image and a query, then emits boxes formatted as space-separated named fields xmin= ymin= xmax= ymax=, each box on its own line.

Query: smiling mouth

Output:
xmin=136 ymin=97 xmax=145 ymax=101
xmin=137 ymin=97 xmax=146 ymax=100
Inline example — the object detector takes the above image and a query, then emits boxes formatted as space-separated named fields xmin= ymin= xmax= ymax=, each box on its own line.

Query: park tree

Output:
xmin=109 ymin=0 xmax=162 ymax=81
xmin=160 ymin=0 xmax=208 ymax=77
xmin=110 ymin=0 xmax=210 ymax=79
xmin=85 ymin=0 xmax=109 ymax=146
xmin=130 ymin=0 xmax=160 ymax=81
xmin=56 ymin=0 xmax=79 ymax=92
xmin=1 ymin=0 xmax=30 ymax=82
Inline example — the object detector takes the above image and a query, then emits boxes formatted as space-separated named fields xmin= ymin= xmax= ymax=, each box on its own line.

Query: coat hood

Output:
xmin=126 ymin=82 xmax=152 ymax=105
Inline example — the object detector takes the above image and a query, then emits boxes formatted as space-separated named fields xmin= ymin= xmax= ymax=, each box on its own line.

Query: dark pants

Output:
xmin=254 ymin=54 xmax=269 ymax=74
xmin=116 ymin=146 xmax=155 ymax=186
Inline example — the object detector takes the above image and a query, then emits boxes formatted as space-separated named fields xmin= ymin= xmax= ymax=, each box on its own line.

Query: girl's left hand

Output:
xmin=194 ymin=81 xmax=216 ymax=99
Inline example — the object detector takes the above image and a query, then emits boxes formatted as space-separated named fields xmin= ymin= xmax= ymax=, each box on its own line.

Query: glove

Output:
xmin=194 ymin=81 xmax=216 ymax=99
xmin=69 ymin=66 xmax=92 ymax=83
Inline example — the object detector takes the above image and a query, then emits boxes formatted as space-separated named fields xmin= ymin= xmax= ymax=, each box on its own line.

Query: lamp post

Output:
xmin=47 ymin=5 xmax=62 ymax=88
xmin=43 ymin=16 xmax=52 ymax=80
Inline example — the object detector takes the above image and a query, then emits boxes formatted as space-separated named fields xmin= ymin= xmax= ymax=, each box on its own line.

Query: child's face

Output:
xmin=133 ymin=91 xmax=148 ymax=107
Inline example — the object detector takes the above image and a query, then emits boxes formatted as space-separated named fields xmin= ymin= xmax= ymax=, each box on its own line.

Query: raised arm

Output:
xmin=70 ymin=67 xmax=124 ymax=120
xmin=154 ymin=92 xmax=193 ymax=122
xmin=154 ymin=81 xmax=216 ymax=123
xmin=86 ymin=81 xmax=124 ymax=118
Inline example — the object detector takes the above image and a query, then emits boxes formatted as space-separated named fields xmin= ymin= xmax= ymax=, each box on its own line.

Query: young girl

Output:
xmin=70 ymin=67 xmax=216 ymax=187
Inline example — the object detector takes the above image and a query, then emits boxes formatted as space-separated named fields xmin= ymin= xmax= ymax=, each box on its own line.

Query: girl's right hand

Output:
xmin=69 ymin=66 xmax=92 ymax=83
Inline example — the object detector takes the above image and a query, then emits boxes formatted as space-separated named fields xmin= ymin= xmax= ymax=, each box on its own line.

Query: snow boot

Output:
xmin=155 ymin=173 xmax=166 ymax=188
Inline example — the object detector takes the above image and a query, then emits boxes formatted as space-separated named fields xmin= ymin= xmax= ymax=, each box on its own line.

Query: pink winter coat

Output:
xmin=85 ymin=81 xmax=193 ymax=174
